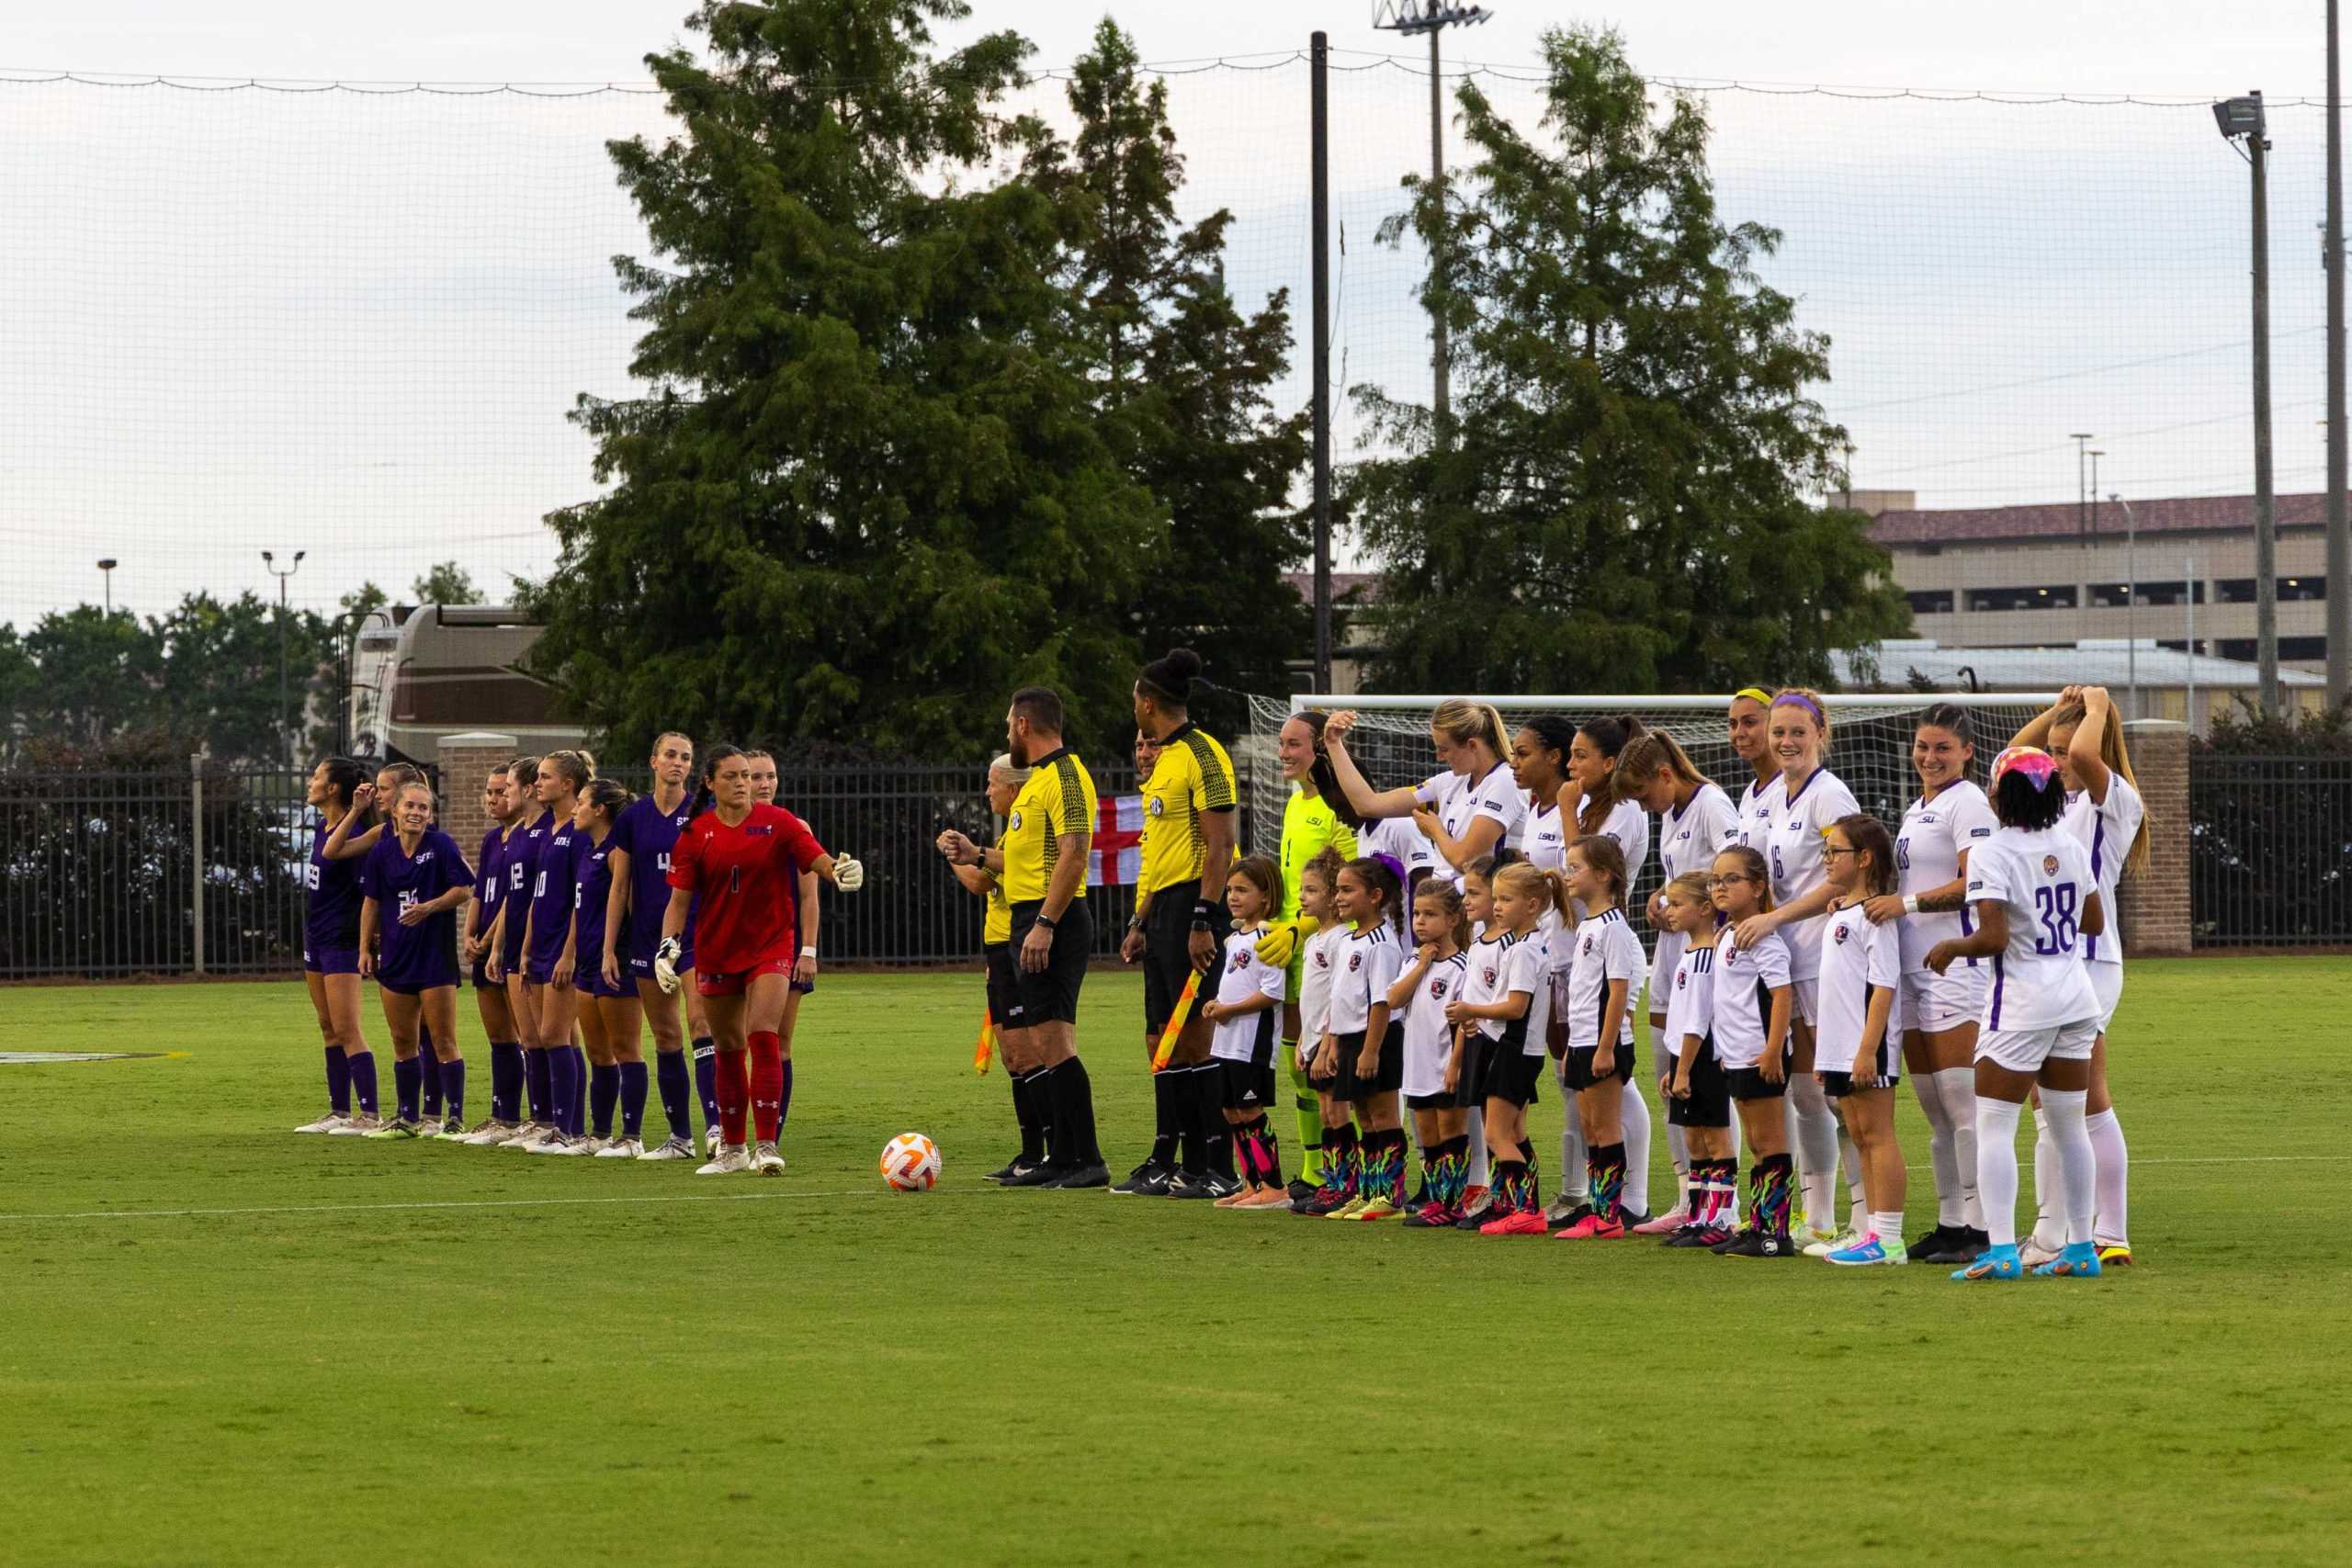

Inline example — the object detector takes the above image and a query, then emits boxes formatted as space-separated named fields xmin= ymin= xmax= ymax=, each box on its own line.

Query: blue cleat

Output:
xmin=2034 ymin=1242 xmax=2104 ymax=1279
xmin=1826 ymin=1234 xmax=1907 ymax=1267
xmin=1951 ymin=1244 xmax=2024 ymax=1281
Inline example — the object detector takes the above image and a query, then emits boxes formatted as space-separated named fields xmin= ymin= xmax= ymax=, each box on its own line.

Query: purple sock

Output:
xmin=547 ymin=1049 xmax=580 ymax=1138
xmin=568 ymin=1046 xmax=590 ymax=1136
xmin=619 ymin=1061 xmax=649 ymax=1138
xmin=323 ymin=1045 xmax=351 ymax=1114
xmin=526 ymin=1048 xmax=553 ymax=1124
xmin=490 ymin=1042 xmax=523 ymax=1122
xmin=393 ymin=1055 xmax=422 ymax=1124
xmin=439 ymin=1058 xmax=466 ymax=1123
xmin=590 ymin=1063 xmax=620 ymax=1137
xmin=418 ymin=1024 xmax=444 ymax=1114
xmin=656 ymin=1051 xmax=693 ymax=1139
xmin=692 ymin=1037 xmax=719 ymax=1125
xmin=347 ymin=1050 xmax=379 ymax=1115
xmin=779 ymin=1056 xmax=793 ymax=1130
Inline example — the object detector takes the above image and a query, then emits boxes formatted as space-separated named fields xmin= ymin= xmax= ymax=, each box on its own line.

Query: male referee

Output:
xmin=1113 ymin=648 xmax=1239 ymax=1199
xmin=939 ymin=688 xmax=1106 ymax=1188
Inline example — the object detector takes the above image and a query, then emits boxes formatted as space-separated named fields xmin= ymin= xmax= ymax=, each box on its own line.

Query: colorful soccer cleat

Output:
xmin=695 ymin=1145 xmax=752 ymax=1176
xmin=2096 ymin=1242 xmax=2133 ymax=1267
xmin=1458 ymin=1183 xmax=1491 ymax=1216
xmin=636 ymin=1135 xmax=695 ymax=1161
xmin=1826 ymin=1234 xmax=1908 ymax=1267
xmin=1801 ymin=1226 xmax=1858 ymax=1258
xmin=2033 ymin=1242 xmax=2103 ymax=1279
xmin=1555 ymin=1213 xmax=1628 ymax=1239
xmin=327 ymin=1113 xmax=381 ymax=1136
xmin=1631 ymin=1204 xmax=1689 ymax=1236
xmin=1345 ymin=1196 xmax=1398 ymax=1222
xmin=1951 ymin=1244 xmax=2025 ymax=1280
xmin=364 ymin=1117 xmax=421 ymax=1140
xmin=1323 ymin=1195 xmax=1369 ymax=1221
xmin=1665 ymin=1224 xmax=1728 ymax=1248
xmin=294 ymin=1111 xmax=347 ymax=1134
xmin=1478 ymin=1208 xmax=1549 ymax=1236
xmin=1402 ymin=1201 xmax=1457 ymax=1229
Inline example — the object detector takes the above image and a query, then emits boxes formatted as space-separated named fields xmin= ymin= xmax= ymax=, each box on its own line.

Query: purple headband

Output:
xmin=1371 ymin=852 xmax=1408 ymax=890
xmin=1771 ymin=691 xmax=1825 ymax=723
xmin=1991 ymin=746 xmax=2061 ymax=789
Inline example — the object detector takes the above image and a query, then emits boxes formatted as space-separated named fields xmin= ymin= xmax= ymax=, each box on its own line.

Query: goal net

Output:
xmin=1242 ymin=692 xmax=2054 ymax=908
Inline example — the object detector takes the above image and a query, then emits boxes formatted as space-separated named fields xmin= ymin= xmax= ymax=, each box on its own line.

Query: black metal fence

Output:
xmin=2188 ymin=753 xmax=2352 ymax=949
xmin=0 ymin=759 xmax=1235 ymax=977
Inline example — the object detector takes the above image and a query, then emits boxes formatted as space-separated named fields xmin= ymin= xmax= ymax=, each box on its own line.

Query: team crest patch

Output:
xmin=1676 ymin=970 xmax=1688 ymax=989
xmin=1347 ymin=953 xmax=1363 ymax=973
xmin=1228 ymin=949 xmax=1250 ymax=973
xmin=1008 ymin=809 xmax=1023 ymax=832
xmin=1581 ymin=935 xmax=1595 ymax=957
xmin=1148 ymin=795 xmax=1165 ymax=818
xmin=1834 ymin=923 xmax=1849 ymax=944
xmin=2042 ymin=854 xmax=2061 ymax=874
xmin=1482 ymin=966 xmax=1498 ymax=987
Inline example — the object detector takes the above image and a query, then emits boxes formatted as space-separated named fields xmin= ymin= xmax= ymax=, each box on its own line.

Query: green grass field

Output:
xmin=4 ymin=959 xmax=2349 ymax=1566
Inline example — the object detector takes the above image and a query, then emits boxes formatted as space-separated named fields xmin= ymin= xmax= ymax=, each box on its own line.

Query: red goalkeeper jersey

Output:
xmin=665 ymin=804 xmax=826 ymax=975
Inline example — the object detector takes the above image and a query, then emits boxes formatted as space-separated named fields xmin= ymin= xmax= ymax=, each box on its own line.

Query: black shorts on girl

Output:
xmin=1468 ymin=1037 xmax=1543 ymax=1109
xmin=1724 ymin=1045 xmax=1795 ymax=1101
xmin=1564 ymin=1042 xmax=1635 ymax=1093
xmin=1331 ymin=1028 xmax=1402 ymax=1100
xmin=1666 ymin=1038 xmax=1731 ymax=1129
xmin=1220 ymin=1059 xmax=1276 ymax=1111
xmin=1818 ymin=1069 xmax=1898 ymax=1099
xmin=1405 ymin=1090 xmax=1453 ymax=1112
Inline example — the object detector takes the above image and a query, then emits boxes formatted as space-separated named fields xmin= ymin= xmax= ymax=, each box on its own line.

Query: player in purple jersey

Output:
xmin=746 ymin=748 xmax=822 ymax=1160
xmin=544 ymin=778 xmax=636 ymax=1156
xmin=455 ymin=762 xmax=532 ymax=1145
xmin=355 ymin=781 xmax=473 ymax=1137
xmin=514 ymin=750 xmax=593 ymax=1152
xmin=294 ymin=757 xmax=379 ymax=1134
xmin=604 ymin=731 xmax=711 ymax=1160
xmin=319 ymin=761 xmax=429 ymax=1135
xmin=484 ymin=756 xmax=555 ymax=1143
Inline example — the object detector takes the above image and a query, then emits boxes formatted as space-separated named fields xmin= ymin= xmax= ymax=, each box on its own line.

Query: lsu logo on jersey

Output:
xmin=2042 ymin=854 xmax=2061 ymax=874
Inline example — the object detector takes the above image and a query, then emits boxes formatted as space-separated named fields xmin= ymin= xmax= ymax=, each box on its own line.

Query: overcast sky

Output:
xmin=1 ymin=4 xmax=2335 ymax=626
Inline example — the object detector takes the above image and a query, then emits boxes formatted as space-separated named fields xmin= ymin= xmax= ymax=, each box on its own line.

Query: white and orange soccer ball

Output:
xmin=879 ymin=1132 xmax=941 ymax=1191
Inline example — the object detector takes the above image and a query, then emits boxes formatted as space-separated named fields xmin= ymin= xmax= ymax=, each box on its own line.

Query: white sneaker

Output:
xmin=501 ymin=1122 xmax=554 ymax=1150
xmin=580 ymin=1135 xmax=610 ymax=1155
xmin=532 ymin=1133 xmax=593 ymax=1156
xmin=595 ymin=1137 xmax=644 ymax=1159
xmin=2019 ymin=1234 xmax=2066 ymax=1269
xmin=753 ymin=1141 xmax=786 ymax=1177
xmin=1802 ymin=1226 xmax=1862 ymax=1258
xmin=294 ymin=1111 xmax=348 ymax=1134
xmin=703 ymin=1125 xmax=724 ymax=1158
xmin=637 ymin=1136 xmax=694 ymax=1162
xmin=457 ymin=1120 xmax=514 ymax=1146
xmin=328 ymin=1113 xmax=382 ymax=1136
xmin=696 ymin=1145 xmax=752 ymax=1176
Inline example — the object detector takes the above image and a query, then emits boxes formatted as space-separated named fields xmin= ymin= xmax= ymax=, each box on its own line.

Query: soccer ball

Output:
xmin=880 ymin=1133 xmax=941 ymax=1191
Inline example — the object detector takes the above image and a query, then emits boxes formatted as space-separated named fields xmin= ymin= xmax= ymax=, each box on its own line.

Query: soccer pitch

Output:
xmin=4 ymin=961 xmax=2347 ymax=1567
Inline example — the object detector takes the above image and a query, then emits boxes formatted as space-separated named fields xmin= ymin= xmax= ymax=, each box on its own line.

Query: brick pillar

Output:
xmin=437 ymin=731 xmax=519 ymax=852
xmin=2120 ymin=719 xmax=2189 ymax=956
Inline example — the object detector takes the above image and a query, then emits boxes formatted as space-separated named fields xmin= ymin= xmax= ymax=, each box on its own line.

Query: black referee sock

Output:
xmin=1150 ymin=1072 xmax=1181 ymax=1168
xmin=1011 ymin=1070 xmax=1045 ymax=1166
xmin=1055 ymin=1056 xmax=1102 ymax=1166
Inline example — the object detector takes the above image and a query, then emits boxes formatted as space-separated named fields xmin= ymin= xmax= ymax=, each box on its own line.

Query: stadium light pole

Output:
xmin=2216 ymin=91 xmax=2279 ymax=717
xmin=96 ymin=558 xmax=118 ymax=615
xmin=2112 ymin=492 xmax=2138 ymax=718
xmin=262 ymin=549 xmax=306 ymax=761
xmin=1310 ymin=30 xmax=1333 ymax=694
xmin=2329 ymin=0 xmax=2350 ymax=705
xmin=2070 ymin=434 xmax=2094 ymax=541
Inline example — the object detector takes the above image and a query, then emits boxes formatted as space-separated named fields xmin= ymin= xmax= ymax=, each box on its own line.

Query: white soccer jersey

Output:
xmin=1711 ymin=928 xmax=1794 ymax=1070
xmin=1362 ymin=813 xmax=1437 ymax=884
xmin=1417 ymin=761 xmax=1524 ymax=885
xmin=1519 ymin=797 xmax=1568 ymax=870
xmin=1648 ymin=781 xmax=1738 ymax=1010
xmin=1328 ymin=922 xmax=1404 ymax=1034
xmin=1462 ymin=932 xmax=1513 ymax=1043
xmin=1894 ymin=780 xmax=2000 ymax=976
xmin=1397 ymin=950 xmax=1469 ymax=1099
xmin=1967 ymin=828 xmax=2100 ymax=1032
xmin=2064 ymin=774 xmax=2143 ymax=968
xmin=1764 ymin=767 xmax=1862 ymax=981
xmin=1209 ymin=924 xmax=1287 ymax=1065
xmin=1298 ymin=922 xmax=1351 ymax=1043
xmin=1817 ymin=902 xmax=1905 ymax=1077
xmin=1662 ymin=940 xmax=1717 ymax=1060
xmin=1495 ymin=929 xmax=1555 ymax=1055
xmin=1563 ymin=796 xmax=1651 ymax=927
xmin=1729 ymin=775 xmax=1778 ymax=851
xmin=1563 ymin=908 xmax=1645 ymax=1051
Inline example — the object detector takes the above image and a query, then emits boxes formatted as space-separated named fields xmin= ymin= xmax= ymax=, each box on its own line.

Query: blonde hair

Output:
xmin=1663 ymin=870 xmax=1713 ymax=908
xmin=1614 ymin=729 xmax=1709 ymax=799
xmin=541 ymin=750 xmax=594 ymax=792
xmin=1431 ymin=698 xmax=1510 ymax=763
xmin=1770 ymin=687 xmax=1832 ymax=747
xmin=2049 ymin=700 xmax=2153 ymax=877
xmin=1492 ymin=860 xmax=1573 ymax=924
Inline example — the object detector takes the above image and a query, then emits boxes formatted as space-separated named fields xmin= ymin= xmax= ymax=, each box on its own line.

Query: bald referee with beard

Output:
xmin=937 ymin=686 xmax=1107 ymax=1188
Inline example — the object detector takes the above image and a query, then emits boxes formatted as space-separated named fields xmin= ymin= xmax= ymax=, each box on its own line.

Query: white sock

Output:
xmin=1560 ymin=1116 xmax=1589 ymax=1202
xmin=1974 ymin=1097 xmax=2025 ymax=1247
xmin=1789 ymin=1075 xmax=1840 ymax=1234
xmin=1465 ymin=1106 xmax=1489 ymax=1190
xmin=1870 ymin=1210 xmax=1905 ymax=1247
xmin=2086 ymin=1107 xmax=2129 ymax=1247
xmin=1619 ymin=1077 xmax=1652 ymax=1218
xmin=2041 ymin=1089 xmax=2096 ymax=1247
xmin=1912 ymin=1072 xmax=1963 ymax=1227
xmin=2030 ymin=1110 xmax=2064 ymax=1250
xmin=1933 ymin=1068 xmax=1982 ymax=1229
xmin=1666 ymin=1122 xmax=1691 ymax=1208
xmin=1839 ymin=1123 xmax=1868 ymax=1218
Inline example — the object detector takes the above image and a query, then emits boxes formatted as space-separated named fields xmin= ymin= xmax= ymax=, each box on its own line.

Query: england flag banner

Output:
xmin=1090 ymin=794 xmax=1145 ymax=886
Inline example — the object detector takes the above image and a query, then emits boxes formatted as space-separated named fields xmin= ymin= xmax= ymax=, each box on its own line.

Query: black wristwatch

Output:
xmin=1035 ymin=913 xmax=1057 ymax=931
xmin=1192 ymin=899 xmax=1216 ymax=931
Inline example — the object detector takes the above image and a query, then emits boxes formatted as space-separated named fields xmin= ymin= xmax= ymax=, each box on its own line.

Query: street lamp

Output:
xmin=2215 ymin=89 xmax=2279 ymax=717
xmin=262 ymin=549 xmax=307 ymax=761
xmin=96 ymin=558 xmax=118 ymax=615
xmin=2069 ymin=434 xmax=2095 ymax=540
xmin=1375 ymin=2 xmax=1492 ymax=446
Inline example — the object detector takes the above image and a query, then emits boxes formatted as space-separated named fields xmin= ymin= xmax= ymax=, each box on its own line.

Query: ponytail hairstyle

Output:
xmin=1566 ymin=832 xmax=1629 ymax=907
xmin=1492 ymin=859 xmax=1574 ymax=926
xmin=541 ymin=749 xmax=594 ymax=795
xmin=1430 ymin=698 xmax=1510 ymax=767
xmin=318 ymin=756 xmax=368 ymax=811
xmin=1713 ymin=844 xmax=1775 ymax=913
xmin=580 ymin=776 xmax=633 ymax=829
xmin=693 ymin=742 xmax=746 ymax=817
xmin=1515 ymin=715 xmax=1576 ymax=791
xmin=1612 ymin=728 xmax=1709 ymax=804
xmin=1412 ymin=876 xmax=1474 ymax=953
xmin=1137 ymin=648 xmax=1208 ymax=711
xmin=1770 ymin=687 xmax=1833 ymax=747
xmin=1572 ymin=715 xmax=1647 ymax=835
xmin=1831 ymin=812 xmax=1898 ymax=899
xmin=1290 ymin=709 xmax=1362 ymax=828
xmin=1662 ymin=870 xmax=1715 ymax=913
xmin=508 ymin=755 xmax=540 ymax=794
xmin=1226 ymin=852 xmax=1283 ymax=921
xmin=1989 ymin=746 xmax=2069 ymax=832
xmin=1340 ymin=854 xmax=1405 ymax=935
xmin=2045 ymin=696 xmax=2152 ymax=876
xmin=371 ymin=761 xmax=427 ymax=831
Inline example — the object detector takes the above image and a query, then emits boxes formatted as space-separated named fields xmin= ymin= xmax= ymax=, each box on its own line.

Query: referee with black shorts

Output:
xmin=938 ymin=688 xmax=1106 ymax=1188
xmin=1113 ymin=649 xmax=1240 ymax=1200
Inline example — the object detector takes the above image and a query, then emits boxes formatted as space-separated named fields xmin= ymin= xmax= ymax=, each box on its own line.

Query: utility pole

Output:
xmin=1376 ymin=3 xmax=1490 ymax=446
xmin=2114 ymin=493 xmax=2138 ymax=719
xmin=1310 ymin=31 xmax=1332 ymax=695
xmin=2329 ymin=1 xmax=2349 ymax=705
xmin=2217 ymin=92 xmax=2278 ymax=716
xmin=2070 ymin=433 xmax=2095 ymax=543
xmin=262 ymin=549 xmax=306 ymax=761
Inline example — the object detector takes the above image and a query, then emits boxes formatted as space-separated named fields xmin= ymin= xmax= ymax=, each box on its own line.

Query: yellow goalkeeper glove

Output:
xmin=1254 ymin=915 xmax=1319 ymax=967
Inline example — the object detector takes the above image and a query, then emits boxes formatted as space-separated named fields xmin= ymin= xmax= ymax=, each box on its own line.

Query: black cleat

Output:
xmin=1293 ymin=1186 xmax=1350 ymax=1216
xmin=1713 ymin=1228 xmax=1796 ymax=1258
xmin=1913 ymin=1224 xmax=1976 ymax=1264
xmin=1546 ymin=1202 xmax=1596 ymax=1234
xmin=1166 ymin=1171 xmax=1218 ymax=1200
xmin=1286 ymin=1178 xmax=1317 ymax=1205
xmin=984 ymin=1156 xmax=1025 ymax=1183
xmin=1000 ymin=1161 xmax=1066 ymax=1188
xmin=1110 ymin=1160 xmax=1174 ymax=1195
xmin=1044 ymin=1160 xmax=1108 ymax=1190
xmin=1202 ymin=1170 xmax=1243 ymax=1200
xmin=1664 ymin=1225 xmax=1725 ymax=1248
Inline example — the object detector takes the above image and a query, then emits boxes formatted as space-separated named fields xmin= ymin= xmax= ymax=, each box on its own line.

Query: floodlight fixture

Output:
xmin=1374 ymin=2 xmax=1491 ymax=36
xmin=2212 ymin=94 xmax=2266 ymax=141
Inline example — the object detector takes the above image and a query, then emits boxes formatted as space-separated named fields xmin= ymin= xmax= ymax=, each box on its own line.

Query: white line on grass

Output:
xmin=0 ymin=1154 xmax=2322 ymax=1224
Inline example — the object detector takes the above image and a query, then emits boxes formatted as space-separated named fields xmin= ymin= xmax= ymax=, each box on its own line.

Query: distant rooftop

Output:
xmin=1280 ymin=570 xmax=1378 ymax=604
xmin=1871 ymin=491 xmax=2327 ymax=548
xmin=1837 ymin=637 xmax=2326 ymax=691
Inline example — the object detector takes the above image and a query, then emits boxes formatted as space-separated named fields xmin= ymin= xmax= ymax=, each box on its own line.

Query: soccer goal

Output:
xmin=1241 ymin=692 xmax=2057 ymax=880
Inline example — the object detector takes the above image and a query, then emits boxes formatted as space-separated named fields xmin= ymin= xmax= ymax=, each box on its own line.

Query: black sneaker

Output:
xmin=1001 ymin=1161 xmax=1066 ymax=1188
xmin=1166 ymin=1171 xmax=1217 ymax=1200
xmin=1202 ymin=1170 xmax=1243 ymax=1200
xmin=1044 ymin=1160 xmax=1108 ymax=1190
xmin=1907 ymin=1223 xmax=1953 ymax=1258
xmin=1285 ymin=1178 xmax=1317 ymax=1204
xmin=1110 ymin=1160 xmax=1174 ymax=1195
xmin=1714 ymin=1229 xmax=1795 ymax=1258
xmin=984 ymin=1156 xmax=1023 ymax=1183
xmin=1665 ymin=1225 xmax=1725 ymax=1248
xmin=1958 ymin=1225 xmax=1992 ymax=1255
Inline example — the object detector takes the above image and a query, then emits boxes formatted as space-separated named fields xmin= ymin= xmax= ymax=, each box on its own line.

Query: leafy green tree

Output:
xmin=411 ymin=561 xmax=484 ymax=606
xmin=18 ymin=606 xmax=164 ymax=749
xmin=1346 ymin=25 xmax=1908 ymax=694
xmin=154 ymin=591 xmax=335 ymax=763
xmin=522 ymin=0 xmax=1158 ymax=761
xmin=1025 ymin=20 xmax=1310 ymax=734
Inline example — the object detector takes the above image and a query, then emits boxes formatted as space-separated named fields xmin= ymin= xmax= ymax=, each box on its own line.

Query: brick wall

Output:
xmin=437 ymin=731 xmax=519 ymax=855
xmin=2120 ymin=719 xmax=2189 ymax=957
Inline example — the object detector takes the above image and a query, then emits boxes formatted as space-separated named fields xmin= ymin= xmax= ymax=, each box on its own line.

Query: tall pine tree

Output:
xmin=1025 ymin=21 xmax=1310 ymax=728
xmin=1347 ymin=25 xmax=1907 ymax=694
xmin=523 ymin=0 xmax=1159 ymax=759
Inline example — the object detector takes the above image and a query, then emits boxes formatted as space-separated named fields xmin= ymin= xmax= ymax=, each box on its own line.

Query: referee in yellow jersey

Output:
xmin=1111 ymin=649 xmax=1239 ymax=1200
xmin=938 ymin=689 xmax=1107 ymax=1189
